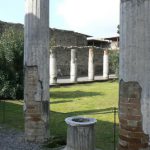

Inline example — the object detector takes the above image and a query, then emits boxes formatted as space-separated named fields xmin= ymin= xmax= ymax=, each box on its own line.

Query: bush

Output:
xmin=109 ymin=50 xmax=119 ymax=77
xmin=0 ymin=28 xmax=24 ymax=99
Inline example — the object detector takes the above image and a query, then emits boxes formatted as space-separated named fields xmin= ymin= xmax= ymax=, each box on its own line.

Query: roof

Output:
xmin=104 ymin=36 xmax=119 ymax=41
xmin=87 ymin=38 xmax=109 ymax=43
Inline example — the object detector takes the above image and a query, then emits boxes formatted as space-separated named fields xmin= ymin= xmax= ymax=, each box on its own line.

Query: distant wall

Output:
xmin=0 ymin=21 xmax=23 ymax=37
xmin=52 ymin=46 xmax=104 ymax=77
xmin=49 ymin=28 xmax=87 ymax=47
xmin=0 ymin=21 xmax=88 ymax=46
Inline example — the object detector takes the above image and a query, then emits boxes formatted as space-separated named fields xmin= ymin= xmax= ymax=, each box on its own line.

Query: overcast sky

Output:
xmin=0 ymin=0 xmax=120 ymax=37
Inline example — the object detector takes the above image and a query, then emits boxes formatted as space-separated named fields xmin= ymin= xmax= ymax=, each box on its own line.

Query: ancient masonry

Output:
xmin=24 ymin=0 xmax=49 ymax=142
xmin=119 ymin=0 xmax=150 ymax=149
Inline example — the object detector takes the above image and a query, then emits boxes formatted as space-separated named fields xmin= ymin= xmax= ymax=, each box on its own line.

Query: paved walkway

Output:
xmin=51 ymin=74 xmax=117 ymax=86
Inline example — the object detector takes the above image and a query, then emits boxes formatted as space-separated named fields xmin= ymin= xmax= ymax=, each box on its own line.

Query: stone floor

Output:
xmin=50 ymin=146 xmax=101 ymax=150
xmin=51 ymin=74 xmax=117 ymax=86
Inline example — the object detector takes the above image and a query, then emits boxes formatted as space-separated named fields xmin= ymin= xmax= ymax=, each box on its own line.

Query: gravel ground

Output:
xmin=0 ymin=126 xmax=42 ymax=150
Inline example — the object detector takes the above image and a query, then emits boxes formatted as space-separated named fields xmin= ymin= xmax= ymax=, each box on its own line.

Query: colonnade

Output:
xmin=50 ymin=47 xmax=109 ymax=85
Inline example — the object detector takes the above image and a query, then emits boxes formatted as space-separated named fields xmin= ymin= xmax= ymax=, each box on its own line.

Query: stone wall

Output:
xmin=53 ymin=46 xmax=103 ymax=77
xmin=0 ymin=21 xmax=88 ymax=47
xmin=50 ymin=28 xmax=88 ymax=47
xmin=0 ymin=21 xmax=23 ymax=37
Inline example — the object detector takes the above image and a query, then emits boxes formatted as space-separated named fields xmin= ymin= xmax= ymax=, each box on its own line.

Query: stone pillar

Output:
xmin=50 ymin=48 xmax=57 ymax=85
xmin=103 ymin=49 xmax=109 ymax=79
xmin=88 ymin=48 xmax=94 ymax=81
xmin=24 ymin=0 xmax=49 ymax=142
xmin=70 ymin=49 xmax=77 ymax=83
xmin=119 ymin=0 xmax=150 ymax=149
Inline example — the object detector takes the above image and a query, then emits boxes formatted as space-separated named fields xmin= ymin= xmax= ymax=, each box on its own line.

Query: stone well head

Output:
xmin=65 ymin=116 xmax=97 ymax=150
xmin=65 ymin=116 xmax=97 ymax=126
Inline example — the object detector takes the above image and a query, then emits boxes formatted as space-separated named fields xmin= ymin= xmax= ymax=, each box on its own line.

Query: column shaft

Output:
xmin=24 ymin=0 xmax=49 ymax=142
xmin=119 ymin=0 xmax=150 ymax=149
xmin=50 ymin=49 xmax=57 ymax=85
xmin=88 ymin=48 xmax=94 ymax=81
xmin=70 ymin=49 xmax=77 ymax=83
xmin=103 ymin=50 xmax=109 ymax=79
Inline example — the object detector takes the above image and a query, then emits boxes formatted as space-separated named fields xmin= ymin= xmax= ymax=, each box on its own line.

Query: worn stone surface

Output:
xmin=24 ymin=0 xmax=49 ymax=142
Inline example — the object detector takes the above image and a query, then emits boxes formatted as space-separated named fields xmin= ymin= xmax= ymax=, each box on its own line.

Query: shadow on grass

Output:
xmin=50 ymin=90 xmax=103 ymax=99
xmin=0 ymin=101 xmax=119 ymax=150
xmin=50 ymin=109 xmax=119 ymax=150
xmin=50 ymin=100 xmax=73 ymax=104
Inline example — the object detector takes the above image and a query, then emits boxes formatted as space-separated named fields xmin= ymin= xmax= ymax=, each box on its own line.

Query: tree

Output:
xmin=0 ymin=28 xmax=24 ymax=99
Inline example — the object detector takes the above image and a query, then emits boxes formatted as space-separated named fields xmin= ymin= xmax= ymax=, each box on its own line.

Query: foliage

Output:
xmin=109 ymin=50 xmax=119 ymax=77
xmin=0 ymin=28 xmax=24 ymax=99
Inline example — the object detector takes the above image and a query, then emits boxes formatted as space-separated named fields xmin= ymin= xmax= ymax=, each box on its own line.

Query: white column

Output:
xmin=119 ymin=0 xmax=150 ymax=149
xmin=103 ymin=50 xmax=109 ymax=79
xmin=24 ymin=0 xmax=49 ymax=142
xmin=88 ymin=48 xmax=94 ymax=81
xmin=50 ymin=48 xmax=57 ymax=85
xmin=70 ymin=49 xmax=77 ymax=83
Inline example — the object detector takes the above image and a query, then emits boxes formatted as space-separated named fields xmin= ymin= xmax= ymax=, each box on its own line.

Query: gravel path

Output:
xmin=0 ymin=126 xmax=41 ymax=150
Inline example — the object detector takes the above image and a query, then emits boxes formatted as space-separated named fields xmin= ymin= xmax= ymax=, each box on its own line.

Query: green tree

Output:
xmin=0 ymin=28 xmax=24 ymax=99
xmin=109 ymin=51 xmax=119 ymax=77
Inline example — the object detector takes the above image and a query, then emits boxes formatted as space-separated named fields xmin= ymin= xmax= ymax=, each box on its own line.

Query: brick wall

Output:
xmin=119 ymin=80 xmax=149 ymax=150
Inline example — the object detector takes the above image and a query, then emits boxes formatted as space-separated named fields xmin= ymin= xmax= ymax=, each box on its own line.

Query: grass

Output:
xmin=0 ymin=81 xmax=119 ymax=150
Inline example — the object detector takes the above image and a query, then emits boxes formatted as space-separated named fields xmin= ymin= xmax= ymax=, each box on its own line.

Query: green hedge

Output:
xmin=0 ymin=28 xmax=24 ymax=99
xmin=109 ymin=50 xmax=119 ymax=77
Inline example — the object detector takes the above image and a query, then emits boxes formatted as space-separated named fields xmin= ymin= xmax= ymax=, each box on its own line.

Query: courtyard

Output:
xmin=0 ymin=81 xmax=118 ymax=150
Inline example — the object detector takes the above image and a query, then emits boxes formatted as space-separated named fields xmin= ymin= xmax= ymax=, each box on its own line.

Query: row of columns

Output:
xmin=50 ymin=48 xmax=109 ymax=84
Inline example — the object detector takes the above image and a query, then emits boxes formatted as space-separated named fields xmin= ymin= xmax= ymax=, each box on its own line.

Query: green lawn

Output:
xmin=0 ymin=81 xmax=119 ymax=150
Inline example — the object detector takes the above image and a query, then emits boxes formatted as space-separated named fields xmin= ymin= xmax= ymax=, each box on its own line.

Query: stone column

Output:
xmin=70 ymin=49 xmax=77 ymax=83
xmin=24 ymin=0 xmax=49 ymax=142
xmin=119 ymin=0 xmax=150 ymax=149
xmin=50 ymin=48 xmax=57 ymax=85
xmin=88 ymin=48 xmax=94 ymax=81
xmin=103 ymin=49 xmax=109 ymax=79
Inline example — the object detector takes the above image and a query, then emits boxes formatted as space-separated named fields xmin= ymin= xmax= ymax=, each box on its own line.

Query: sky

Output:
xmin=0 ymin=0 xmax=120 ymax=38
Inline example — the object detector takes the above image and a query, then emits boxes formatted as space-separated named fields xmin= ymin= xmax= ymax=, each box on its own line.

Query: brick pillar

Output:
xmin=103 ymin=49 xmax=109 ymax=79
xmin=88 ymin=48 xmax=94 ymax=81
xmin=50 ymin=48 xmax=57 ymax=85
xmin=70 ymin=49 xmax=77 ymax=83
xmin=119 ymin=0 xmax=150 ymax=149
xmin=24 ymin=0 xmax=49 ymax=142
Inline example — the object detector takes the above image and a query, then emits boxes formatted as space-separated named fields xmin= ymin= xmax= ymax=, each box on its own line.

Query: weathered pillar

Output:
xmin=88 ymin=48 xmax=94 ymax=81
xmin=119 ymin=0 xmax=150 ymax=149
xmin=24 ymin=0 xmax=49 ymax=142
xmin=70 ymin=49 xmax=77 ymax=83
xmin=50 ymin=48 xmax=57 ymax=85
xmin=103 ymin=49 xmax=109 ymax=79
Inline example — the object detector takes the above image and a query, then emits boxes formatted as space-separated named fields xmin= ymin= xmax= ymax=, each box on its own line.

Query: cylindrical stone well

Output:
xmin=65 ymin=116 xmax=97 ymax=150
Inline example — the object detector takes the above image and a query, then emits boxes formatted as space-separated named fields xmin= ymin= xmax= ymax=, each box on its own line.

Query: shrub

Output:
xmin=0 ymin=28 xmax=24 ymax=99
xmin=109 ymin=50 xmax=119 ymax=77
